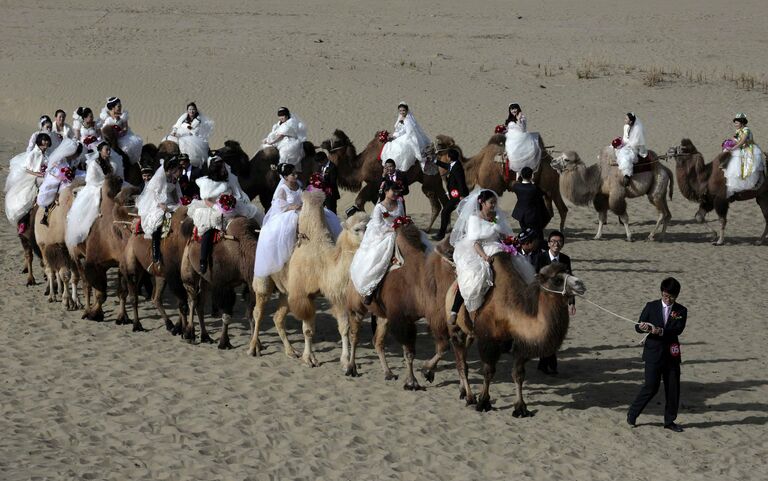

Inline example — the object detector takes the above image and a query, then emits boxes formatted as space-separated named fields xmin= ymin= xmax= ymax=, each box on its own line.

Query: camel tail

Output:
xmin=668 ymin=174 xmax=674 ymax=200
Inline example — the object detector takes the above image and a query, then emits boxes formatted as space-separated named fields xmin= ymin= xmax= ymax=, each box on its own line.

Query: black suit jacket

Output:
xmin=635 ymin=300 xmax=687 ymax=364
xmin=511 ymin=182 xmax=551 ymax=227
xmin=379 ymin=170 xmax=409 ymax=196
xmin=179 ymin=166 xmax=202 ymax=198
xmin=535 ymin=251 xmax=575 ymax=306
xmin=321 ymin=161 xmax=341 ymax=200
xmin=435 ymin=160 xmax=469 ymax=200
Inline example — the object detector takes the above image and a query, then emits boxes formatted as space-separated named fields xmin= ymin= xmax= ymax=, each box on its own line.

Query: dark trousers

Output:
xmin=151 ymin=228 xmax=163 ymax=262
xmin=200 ymin=229 xmax=216 ymax=270
xmin=537 ymin=354 xmax=558 ymax=372
xmin=438 ymin=198 xmax=460 ymax=236
xmin=628 ymin=360 xmax=681 ymax=425
xmin=324 ymin=197 xmax=337 ymax=215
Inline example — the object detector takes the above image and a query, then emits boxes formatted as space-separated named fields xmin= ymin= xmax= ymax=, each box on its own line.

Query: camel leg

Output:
xmin=82 ymin=264 xmax=106 ymax=322
xmin=594 ymin=210 xmax=607 ymax=240
xmin=353 ymin=182 xmax=380 ymax=212
xmin=218 ymin=313 xmax=234 ymax=350
xmin=713 ymin=216 xmax=727 ymax=246
xmin=420 ymin=335 xmax=448 ymax=384
xmin=511 ymin=352 xmax=532 ymax=417
xmin=552 ymin=191 xmax=568 ymax=232
xmin=421 ymin=178 xmax=445 ymax=233
xmin=59 ymin=268 xmax=72 ymax=310
xmin=183 ymin=279 xmax=198 ymax=343
xmin=619 ymin=213 xmax=632 ymax=242
xmin=373 ymin=317 xmax=397 ymax=380
xmin=24 ymin=243 xmax=36 ymax=286
xmin=333 ymin=306 xmax=353 ymax=374
xmin=151 ymin=277 xmax=174 ymax=332
xmin=402 ymin=342 xmax=424 ymax=391
xmin=45 ymin=265 xmax=56 ymax=303
xmin=115 ymin=273 xmax=130 ymax=326
xmin=755 ymin=196 xmax=768 ymax=245
xmin=476 ymin=338 xmax=503 ymax=412
xmin=197 ymin=281 xmax=213 ymax=344
xmin=347 ymin=312 xmax=362 ymax=377
xmin=647 ymin=194 xmax=671 ymax=241
xmin=450 ymin=331 xmax=477 ymax=405
xmin=300 ymin=317 xmax=319 ymax=367
xmin=248 ymin=280 xmax=273 ymax=356
xmin=273 ymin=294 xmax=299 ymax=358
xmin=127 ymin=275 xmax=145 ymax=332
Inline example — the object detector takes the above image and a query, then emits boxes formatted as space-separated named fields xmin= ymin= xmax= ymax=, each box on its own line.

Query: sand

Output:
xmin=1 ymin=1 xmax=767 ymax=480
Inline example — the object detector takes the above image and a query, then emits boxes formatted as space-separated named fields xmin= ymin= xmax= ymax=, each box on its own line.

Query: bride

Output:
xmin=504 ymin=103 xmax=541 ymax=175
xmin=615 ymin=112 xmax=648 ymax=184
xmin=380 ymin=102 xmax=431 ymax=172
xmin=261 ymin=107 xmax=308 ymax=170
xmin=136 ymin=155 xmax=183 ymax=267
xmin=100 ymin=96 xmax=143 ymax=164
xmin=71 ymin=107 xmax=102 ymax=153
xmin=253 ymin=164 xmax=342 ymax=278
xmin=26 ymin=116 xmax=60 ymax=153
xmin=65 ymin=142 xmax=123 ymax=248
xmin=5 ymin=133 xmax=51 ymax=234
xmin=448 ymin=188 xmax=535 ymax=329
xmin=164 ymin=102 xmax=214 ymax=168
xmin=37 ymin=138 xmax=83 ymax=225
xmin=724 ymin=113 xmax=765 ymax=196
xmin=187 ymin=155 xmax=263 ymax=273
xmin=350 ymin=180 xmax=406 ymax=305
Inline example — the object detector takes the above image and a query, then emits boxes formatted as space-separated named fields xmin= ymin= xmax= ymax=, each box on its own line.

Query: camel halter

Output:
xmin=539 ymin=273 xmax=570 ymax=296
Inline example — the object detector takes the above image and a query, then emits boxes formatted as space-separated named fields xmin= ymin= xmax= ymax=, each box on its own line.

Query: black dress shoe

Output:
xmin=664 ymin=423 xmax=683 ymax=432
xmin=626 ymin=414 xmax=636 ymax=427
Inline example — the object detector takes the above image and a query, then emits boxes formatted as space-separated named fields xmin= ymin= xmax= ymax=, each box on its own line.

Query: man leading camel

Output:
xmin=433 ymin=149 xmax=469 ymax=241
xmin=627 ymin=277 xmax=687 ymax=432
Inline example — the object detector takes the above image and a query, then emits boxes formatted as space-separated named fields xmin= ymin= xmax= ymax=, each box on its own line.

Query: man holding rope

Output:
xmin=627 ymin=277 xmax=687 ymax=432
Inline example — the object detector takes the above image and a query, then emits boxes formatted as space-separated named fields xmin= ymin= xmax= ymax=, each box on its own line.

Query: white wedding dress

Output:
xmin=136 ymin=165 xmax=182 ymax=238
xmin=451 ymin=189 xmax=535 ymax=312
xmin=350 ymin=199 xmax=405 ymax=296
xmin=616 ymin=119 xmax=648 ymax=177
xmin=504 ymin=119 xmax=541 ymax=173
xmin=164 ymin=113 xmax=214 ymax=168
xmin=262 ymin=115 xmax=308 ymax=169
xmin=4 ymin=145 xmax=48 ymax=224
xmin=65 ymin=153 xmax=122 ymax=248
xmin=724 ymin=127 xmax=765 ymax=196
xmin=100 ymin=108 xmax=143 ymax=164
xmin=36 ymin=138 xmax=79 ymax=208
xmin=380 ymin=112 xmax=431 ymax=172
xmin=253 ymin=181 xmax=342 ymax=278
xmin=187 ymin=168 xmax=263 ymax=236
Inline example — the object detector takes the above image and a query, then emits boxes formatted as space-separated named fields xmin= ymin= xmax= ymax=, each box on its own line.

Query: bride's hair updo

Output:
xmin=106 ymin=97 xmax=121 ymax=110
xmin=207 ymin=156 xmax=229 ymax=182
xmin=278 ymin=163 xmax=295 ymax=178
xmin=626 ymin=112 xmax=636 ymax=125
xmin=477 ymin=189 xmax=496 ymax=206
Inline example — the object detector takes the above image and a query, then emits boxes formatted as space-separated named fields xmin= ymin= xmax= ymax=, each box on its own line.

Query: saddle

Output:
xmin=632 ymin=154 xmax=655 ymax=175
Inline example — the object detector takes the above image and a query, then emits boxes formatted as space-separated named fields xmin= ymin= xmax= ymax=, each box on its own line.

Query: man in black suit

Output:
xmin=517 ymin=227 xmax=541 ymax=265
xmin=511 ymin=167 xmax=552 ymax=244
xmin=432 ymin=149 xmax=469 ymax=241
xmin=627 ymin=277 xmax=687 ymax=432
xmin=178 ymin=154 xmax=202 ymax=199
xmin=316 ymin=151 xmax=340 ymax=214
xmin=535 ymin=230 xmax=576 ymax=374
xmin=380 ymin=158 xmax=409 ymax=213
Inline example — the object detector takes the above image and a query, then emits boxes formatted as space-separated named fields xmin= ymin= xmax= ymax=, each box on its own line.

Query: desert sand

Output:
xmin=1 ymin=1 xmax=767 ymax=480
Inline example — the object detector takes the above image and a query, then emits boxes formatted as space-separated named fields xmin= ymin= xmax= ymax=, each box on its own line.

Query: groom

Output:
xmin=627 ymin=277 xmax=687 ymax=432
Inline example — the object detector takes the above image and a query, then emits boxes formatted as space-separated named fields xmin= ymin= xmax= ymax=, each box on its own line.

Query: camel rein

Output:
xmin=539 ymin=275 xmax=648 ymax=343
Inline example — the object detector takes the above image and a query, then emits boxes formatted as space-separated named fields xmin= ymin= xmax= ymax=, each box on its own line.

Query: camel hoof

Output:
xmin=384 ymin=372 xmax=399 ymax=381
xmin=302 ymin=355 xmax=319 ymax=368
xmin=171 ymin=322 xmax=183 ymax=336
xmin=754 ymin=239 xmax=765 ymax=246
xmin=22 ymin=267 xmax=29 ymax=274
xmin=420 ymin=367 xmax=435 ymax=383
xmin=465 ymin=393 xmax=477 ymax=406
xmin=344 ymin=364 xmax=360 ymax=377
xmin=217 ymin=338 xmax=234 ymax=350
xmin=593 ymin=235 xmax=602 ymax=240
xmin=403 ymin=380 xmax=424 ymax=391
xmin=712 ymin=240 xmax=724 ymax=246
xmin=164 ymin=320 xmax=175 ymax=332
xmin=285 ymin=348 xmax=300 ymax=359
xmin=512 ymin=405 xmax=532 ymax=418
xmin=476 ymin=396 xmax=492 ymax=412
xmin=694 ymin=213 xmax=706 ymax=223
xmin=115 ymin=315 xmax=129 ymax=326
xmin=27 ymin=279 xmax=37 ymax=287
xmin=132 ymin=323 xmax=146 ymax=333
xmin=82 ymin=310 xmax=104 ymax=322
xmin=200 ymin=333 xmax=214 ymax=344
xmin=247 ymin=346 xmax=262 ymax=357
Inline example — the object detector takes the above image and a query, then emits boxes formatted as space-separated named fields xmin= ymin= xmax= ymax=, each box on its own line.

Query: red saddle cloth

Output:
xmin=633 ymin=154 xmax=655 ymax=175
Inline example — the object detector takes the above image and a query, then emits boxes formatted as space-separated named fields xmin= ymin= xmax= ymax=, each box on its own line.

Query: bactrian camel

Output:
xmin=550 ymin=148 xmax=673 ymax=241
xmin=667 ymin=138 xmax=768 ymax=245
xmin=323 ymin=130 xmax=447 ymax=232
xmin=433 ymin=134 xmax=568 ymax=231
xmin=251 ymin=191 xmax=370 ymax=374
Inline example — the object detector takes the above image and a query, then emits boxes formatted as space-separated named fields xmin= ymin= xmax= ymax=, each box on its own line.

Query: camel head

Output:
xmin=337 ymin=211 xmax=370 ymax=251
xmin=321 ymin=130 xmax=355 ymax=164
xmin=550 ymin=151 xmax=582 ymax=174
xmin=217 ymin=140 xmax=250 ymax=176
xmin=103 ymin=174 xmax=124 ymax=200
xmin=433 ymin=135 xmax=463 ymax=173
xmin=537 ymin=263 xmax=586 ymax=297
xmin=665 ymin=138 xmax=699 ymax=166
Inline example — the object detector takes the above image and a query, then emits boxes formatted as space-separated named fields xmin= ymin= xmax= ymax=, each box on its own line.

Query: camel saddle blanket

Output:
xmin=633 ymin=155 xmax=654 ymax=175
xmin=133 ymin=215 xmax=172 ymax=238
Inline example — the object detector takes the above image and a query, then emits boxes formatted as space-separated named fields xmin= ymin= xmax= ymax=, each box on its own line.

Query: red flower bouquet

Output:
xmin=611 ymin=137 xmax=623 ymax=149
xmin=39 ymin=164 xmax=47 ymax=175
xmin=83 ymin=135 xmax=97 ymax=146
xmin=392 ymin=215 xmax=413 ymax=230
xmin=450 ymin=189 xmax=460 ymax=199
xmin=495 ymin=124 xmax=508 ymax=135
xmin=382 ymin=212 xmax=390 ymax=219
xmin=55 ymin=166 xmax=75 ymax=183
xmin=307 ymin=172 xmax=333 ymax=197
xmin=721 ymin=138 xmax=737 ymax=151
xmin=180 ymin=196 xmax=192 ymax=206
xmin=215 ymin=194 xmax=237 ymax=215
xmin=377 ymin=130 xmax=390 ymax=143
xmin=501 ymin=234 xmax=520 ymax=255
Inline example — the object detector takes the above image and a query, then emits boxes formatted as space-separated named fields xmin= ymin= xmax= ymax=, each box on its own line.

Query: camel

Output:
xmin=432 ymin=134 xmax=568 ymax=231
xmin=33 ymin=179 xmax=84 ymax=310
xmin=179 ymin=216 xmax=260 ymax=349
xmin=115 ymin=206 xmax=191 ymax=334
xmin=322 ymin=130 xmax=447 ymax=232
xmin=550 ymin=148 xmax=673 ymax=241
xmin=100 ymin=124 xmax=171 ymax=186
xmin=347 ymin=223 xmax=471 ymax=392
xmin=667 ymin=139 xmax=768 ymax=245
xmin=250 ymin=192 xmax=370 ymax=374
xmin=219 ymin=140 xmax=318 ymax=210
xmin=79 ymin=175 xmax=145 ymax=330
xmin=16 ymin=205 xmax=42 ymax=287
xmin=464 ymin=261 xmax=586 ymax=415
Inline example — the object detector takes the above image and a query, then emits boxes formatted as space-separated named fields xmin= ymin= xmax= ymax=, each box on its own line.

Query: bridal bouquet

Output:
xmin=611 ymin=137 xmax=624 ymax=149
xmin=721 ymin=138 xmax=737 ymax=151
xmin=55 ymin=166 xmax=75 ymax=183
xmin=215 ymin=194 xmax=237 ymax=215
xmin=377 ymin=130 xmax=390 ymax=143
xmin=392 ymin=215 xmax=413 ymax=230
xmin=495 ymin=124 xmax=507 ymax=135
xmin=500 ymin=234 xmax=520 ymax=255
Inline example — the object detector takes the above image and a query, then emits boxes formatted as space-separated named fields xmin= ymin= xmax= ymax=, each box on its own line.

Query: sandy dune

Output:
xmin=1 ymin=1 xmax=767 ymax=480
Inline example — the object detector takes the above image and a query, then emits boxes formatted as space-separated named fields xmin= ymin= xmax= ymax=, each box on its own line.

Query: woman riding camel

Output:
xmin=615 ymin=112 xmax=648 ymax=186
xmin=504 ymin=103 xmax=541 ymax=178
xmin=723 ymin=112 xmax=765 ymax=196
xmin=6 ymin=133 xmax=52 ymax=234
xmin=136 ymin=155 xmax=184 ymax=268
xmin=380 ymin=102 xmax=431 ymax=172
xmin=164 ymin=102 xmax=214 ymax=168
xmin=100 ymin=96 xmax=143 ymax=164
xmin=262 ymin=107 xmax=308 ymax=170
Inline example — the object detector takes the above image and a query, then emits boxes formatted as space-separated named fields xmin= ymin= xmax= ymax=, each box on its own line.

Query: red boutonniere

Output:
xmin=382 ymin=212 xmax=390 ymax=218
xmin=669 ymin=311 xmax=682 ymax=321
xmin=450 ymin=189 xmax=460 ymax=199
